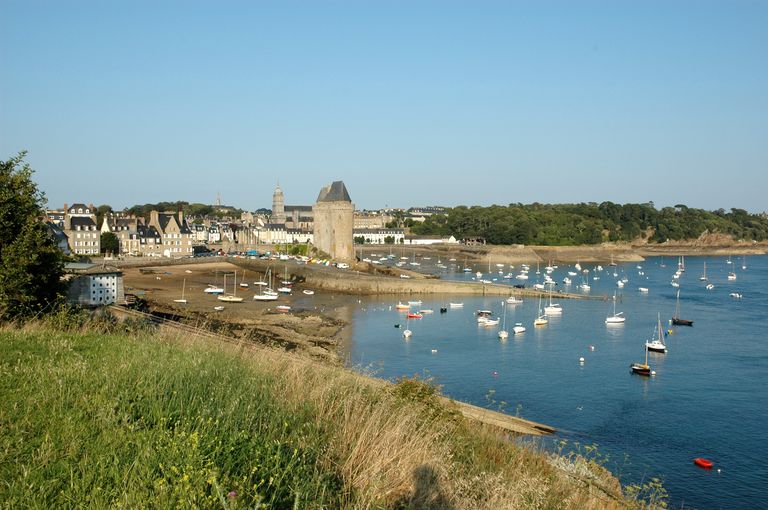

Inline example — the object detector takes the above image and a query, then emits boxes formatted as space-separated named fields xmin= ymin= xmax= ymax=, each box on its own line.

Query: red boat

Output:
xmin=406 ymin=313 xmax=423 ymax=319
xmin=693 ymin=458 xmax=713 ymax=469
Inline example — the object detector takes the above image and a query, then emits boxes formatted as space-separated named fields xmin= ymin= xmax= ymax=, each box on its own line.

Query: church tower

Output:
xmin=272 ymin=184 xmax=286 ymax=225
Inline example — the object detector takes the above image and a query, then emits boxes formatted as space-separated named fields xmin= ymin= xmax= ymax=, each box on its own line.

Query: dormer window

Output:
xmin=78 ymin=208 xmax=83 ymax=213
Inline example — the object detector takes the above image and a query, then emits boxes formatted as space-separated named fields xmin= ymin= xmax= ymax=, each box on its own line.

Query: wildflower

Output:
xmin=228 ymin=491 xmax=237 ymax=498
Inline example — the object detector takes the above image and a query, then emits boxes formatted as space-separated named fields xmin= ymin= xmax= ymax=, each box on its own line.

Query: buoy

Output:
xmin=651 ymin=370 xmax=656 ymax=376
xmin=694 ymin=458 xmax=713 ymax=469
xmin=579 ymin=357 xmax=585 ymax=363
xmin=589 ymin=345 xmax=595 ymax=351
xmin=717 ymin=468 xmax=721 ymax=473
xmin=394 ymin=324 xmax=400 ymax=328
xmin=492 ymin=371 xmax=498 ymax=377
xmin=431 ymin=349 xmax=437 ymax=353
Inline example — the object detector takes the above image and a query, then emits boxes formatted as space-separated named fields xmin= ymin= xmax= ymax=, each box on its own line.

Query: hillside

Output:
xmin=0 ymin=316 xmax=662 ymax=509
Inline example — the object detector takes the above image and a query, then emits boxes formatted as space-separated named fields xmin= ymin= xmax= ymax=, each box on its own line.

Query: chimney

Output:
xmin=149 ymin=210 xmax=159 ymax=228
xmin=64 ymin=203 xmax=68 ymax=213
xmin=178 ymin=210 xmax=184 ymax=225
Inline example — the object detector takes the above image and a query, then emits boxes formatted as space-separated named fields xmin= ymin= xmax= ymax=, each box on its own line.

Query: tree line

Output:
xmin=408 ymin=202 xmax=768 ymax=245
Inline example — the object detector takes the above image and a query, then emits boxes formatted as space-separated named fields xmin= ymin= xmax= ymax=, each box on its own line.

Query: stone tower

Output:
xmin=312 ymin=181 xmax=354 ymax=261
xmin=272 ymin=184 xmax=286 ymax=224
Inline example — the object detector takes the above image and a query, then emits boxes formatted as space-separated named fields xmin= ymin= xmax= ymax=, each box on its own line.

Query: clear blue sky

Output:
xmin=2 ymin=1 xmax=766 ymax=212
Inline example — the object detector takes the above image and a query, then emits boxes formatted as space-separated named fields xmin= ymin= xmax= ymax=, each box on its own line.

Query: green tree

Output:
xmin=0 ymin=152 xmax=67 ymax=320
xmin=100 ymin=232 xmax=119 ymax=254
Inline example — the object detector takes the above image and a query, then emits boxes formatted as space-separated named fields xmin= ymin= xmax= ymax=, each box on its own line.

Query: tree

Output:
xmin=0 ymin=152 xmax=67 ymax=320
xmin=101 ymin=232 xmax=119 ymax=254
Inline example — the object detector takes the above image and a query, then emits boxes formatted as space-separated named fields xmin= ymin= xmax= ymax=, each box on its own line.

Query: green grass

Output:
xmin=0 ymin=318 xmax=660 ymax=509
xmin=0 ymin=328 xmax=341 ymax=509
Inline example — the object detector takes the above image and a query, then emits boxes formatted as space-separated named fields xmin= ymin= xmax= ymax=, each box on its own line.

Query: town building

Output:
xmin=147 ymin=210 xmax=194 ymax=257
xmin=62 ymin=203 xmax=101 ymax=256
xmin=65 ymin=262 xmax=124 ymax=306
xmin=353 ymin=228 xmax=405 ymax=244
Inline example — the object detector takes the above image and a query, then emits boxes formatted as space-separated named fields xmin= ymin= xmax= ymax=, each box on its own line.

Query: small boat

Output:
xmin=449 ymin=302 xmax=464 ymax=308
xmin=727 ymin=272 xmax=737 ymax=281
xmin=617 ymin=280 xmax=625 ymax=288
xmin=512 ymin=322 xmax=526 ymax=334
xmin=406 ymin=313 xmax=423 ymax=319
xmin=213 ymin=305 xmax=225 ymax=311
xmin=439 ymin=307 xmax=447 ymax=313
xmin=700 ymin=262 xmax=708 ymax=281
xmin=408 ymin=300 xmax=423 ymax=306
xmin=498 ymin=303 xmax=509 ymax=338
xmin=173 ymin=278 xmax=188 ymax=304
xmin=418 ymin=309 xmax=434 ymax=314
xmin=480 ymin=318 xmax=500 ymax=326
xmin=277 ymin=286 xmax=292 ymax=294
xmin=395 ymin=302 xmax=411 ymax=310
xmin=645 ymin=313 xmax=667 ymax=353
xmin=302 ymin=289 xmax=315 ymax=295
xmin=693 ymin=458 xmax=713 ymax=469
xmin=605 ymin=292 xmax=626 ymax=324
xmin=506 ymin=296 xmax=523 ymax=304
xmin=630 ymin=342 xmax=653 ymax=377
xmin=544 ymin=294 xmax=562 ymax=315
xmin=730 ymin=292 xmax=742 ymax=299
xmin=706 ymin=283 xmax=715 ymax=290
xmin=402 ymin=329 xmax=412 ymax=338
xmin=562 ymin=277 xmax=572 ymax=284
xmin=275 ymin=305 xmax=291 ymax=313
xmin=638 ymin=287 xmax=649 ymax=293
xmin=217 ymin=273 xmax=244 ymax=303
xmin=204 ymin=285 xmax=224 ymax=294
xmin=671 ymin=289 xmax=693 ymax=326
xmin=671 ymin=281 xmax=679 ymax=288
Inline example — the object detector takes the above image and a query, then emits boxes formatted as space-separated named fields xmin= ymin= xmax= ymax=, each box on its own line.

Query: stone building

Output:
xmin=63 ymin=203 xmax=101 ymax=255
xmin=313 ymin=181 xmax=354 ymax=261
xmin=65 ymin=263 xmax=124 ymax=306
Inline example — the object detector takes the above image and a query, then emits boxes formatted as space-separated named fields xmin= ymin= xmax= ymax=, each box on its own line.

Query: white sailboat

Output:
xmin=544 ymin=292 xmax=562 ymax=315
xmin=645 ymin=313 xmax=667 ymax=353
xmin=699 ymin=261 xmax=708 ymax=281
xmin=534 ymin=294 xmax=548 ymax=326
xmin=218 ymin=272 xmax=244 ymax=303
xmin=403 ymin=316 xmax=412 ymax=338
xmin=254 ymin=268 xmax=279 ymax=301
xmin=204 ymin=270 xmax=225 ymax=294
xmin=498 ymin=303 xmax=509 ymax=339
xmin=605 ymin=291 xmax=625 ymax=324
xmin=173 ymin=278 xmax=188 ymax=304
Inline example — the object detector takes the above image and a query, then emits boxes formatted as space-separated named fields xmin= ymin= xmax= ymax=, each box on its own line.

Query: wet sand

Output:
xmin=122 ymin=262 xmax=356 ymax=362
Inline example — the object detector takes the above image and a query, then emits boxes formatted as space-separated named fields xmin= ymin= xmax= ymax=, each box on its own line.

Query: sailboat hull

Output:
xmin=630 ymin=363 xmax=651 ymax=376
xmin=671 ymin=318 xmax=693 ymax=326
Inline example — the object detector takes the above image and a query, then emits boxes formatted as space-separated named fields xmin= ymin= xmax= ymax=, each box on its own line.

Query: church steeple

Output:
xmin=272 ymin=183 xmax=286 ymax=224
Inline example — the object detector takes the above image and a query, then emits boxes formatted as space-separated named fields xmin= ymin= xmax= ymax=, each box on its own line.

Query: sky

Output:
xmin=1 ymin=1 xmax=767 ymax=213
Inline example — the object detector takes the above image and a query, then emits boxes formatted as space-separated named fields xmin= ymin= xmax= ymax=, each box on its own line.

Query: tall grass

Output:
xmin=0 ymin=316 xmax=657 ymax=509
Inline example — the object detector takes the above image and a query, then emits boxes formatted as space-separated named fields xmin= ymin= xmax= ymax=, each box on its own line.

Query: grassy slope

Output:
xmin=0 ymin=323 xmax=643 ymax=509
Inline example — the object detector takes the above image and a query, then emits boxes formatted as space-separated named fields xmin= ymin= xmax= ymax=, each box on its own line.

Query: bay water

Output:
xmin=341 ymin=255 xmax=768 ymax=509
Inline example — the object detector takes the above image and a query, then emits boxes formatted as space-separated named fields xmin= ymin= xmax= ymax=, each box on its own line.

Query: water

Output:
xmin=342 ymin=255 xmax=768 ymax=509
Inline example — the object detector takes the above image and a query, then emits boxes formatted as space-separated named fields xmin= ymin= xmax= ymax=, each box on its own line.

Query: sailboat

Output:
xmin=678 ymin=255 xmax=686 ymax=272
xmin=218 ymin=272 xmax=244 ymax=303
xmin=173 ymin=278 xmax=188 ymax=304
xmin=534 ymin=294 xmax=548 ymax=326
xmin=498 ymin=303 xmax=509 ymax=339
xmin=742 ymin=255 xmax=747 ymax=270
xmin=645 ymin=313 xmax=667 ymax=353
xmin=699 ymin=262 xmax=708 ymax=281
xmin=204 ymin=270 xmax=225 ymax=294
xmin=402 ymin=316 xmax=412 ymax=338
xmin=671 ymin=289 xmax=693 ymax=326
xmin=605 ymin=291 xmax=625 ymax=324
xmin=630 ymin=338 xmax=653 ymax=377
xmin=544 ymin=292 xmax=562 ymax=315
xmin=239 ymin=270 xmax=249 ymax=288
